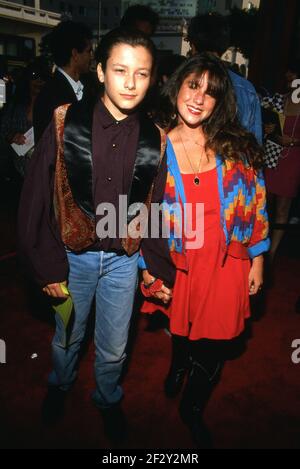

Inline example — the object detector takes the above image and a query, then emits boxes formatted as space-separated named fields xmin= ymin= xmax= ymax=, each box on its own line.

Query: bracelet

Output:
xmin=143 ymin=276 xmax=157 ymax=289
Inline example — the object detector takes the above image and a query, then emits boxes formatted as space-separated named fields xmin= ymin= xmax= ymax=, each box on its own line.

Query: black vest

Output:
xmin=63 ymin=96 xmax=162 ymax=223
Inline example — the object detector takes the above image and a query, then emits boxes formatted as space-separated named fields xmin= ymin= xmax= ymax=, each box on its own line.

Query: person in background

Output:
xmin=186 ymin=13 xmax=262 ymax=143
xmin=33 ymin=21 xmax=93 ymax=143
xmin=1 ymin=58 xmax=49 ymax=177
xmin=262 ymin=62 xmax=300 ymax=262
xmin=120 ymin=4 xmax=159 ymax=37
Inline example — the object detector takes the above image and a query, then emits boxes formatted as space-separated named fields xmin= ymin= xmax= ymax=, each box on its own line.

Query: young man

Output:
xmin=33 ymin=21 xmax=93 ymax=143
xmin=18 ymin=28 xmax=169 ymax=442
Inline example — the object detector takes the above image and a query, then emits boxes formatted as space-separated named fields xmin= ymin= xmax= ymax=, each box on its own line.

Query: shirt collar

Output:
xmin=57 ymin=67 xmax=84 ymax=100
xmin=95 ymin=98 xmax=139 ymax=132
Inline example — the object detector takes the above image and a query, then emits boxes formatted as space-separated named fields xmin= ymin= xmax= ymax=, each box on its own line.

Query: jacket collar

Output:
xmin=95 ymin=98 xmax=138 ymax=133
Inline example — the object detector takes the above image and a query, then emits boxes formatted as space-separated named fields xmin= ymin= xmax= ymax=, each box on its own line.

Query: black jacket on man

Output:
xmin=33 ymin=70 xmax=77 ymax=143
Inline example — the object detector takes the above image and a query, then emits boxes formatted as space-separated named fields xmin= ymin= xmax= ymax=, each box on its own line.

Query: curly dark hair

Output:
xmin=158 ymin=52 xmax=263 ymax=169
xmin=41 ymin=21 xmax=92 ymax=67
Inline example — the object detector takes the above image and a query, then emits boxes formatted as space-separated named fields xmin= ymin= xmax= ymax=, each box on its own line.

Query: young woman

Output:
xmin=140 ymin=53 xmax=270 ymax=447
xmin=18 ymin=28 xmax=166 ymax=443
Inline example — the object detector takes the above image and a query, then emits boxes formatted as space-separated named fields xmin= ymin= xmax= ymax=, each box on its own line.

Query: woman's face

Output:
xmin=176 ymin=71 xmax=216 ymax=127
xmin=97 ymin=43 xmax=153 ymax=120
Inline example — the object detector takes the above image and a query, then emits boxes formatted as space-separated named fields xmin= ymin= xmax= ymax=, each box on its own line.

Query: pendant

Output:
xmin=194 ymin=177 xmax=200 ymax=186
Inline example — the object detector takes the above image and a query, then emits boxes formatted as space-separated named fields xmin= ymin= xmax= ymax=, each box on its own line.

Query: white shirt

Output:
xmin=57 ymin=67 xmax=84 ymax=101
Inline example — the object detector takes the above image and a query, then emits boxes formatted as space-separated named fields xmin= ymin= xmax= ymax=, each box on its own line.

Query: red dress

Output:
xmin=141 ymin=167 xmax=251 ymax=341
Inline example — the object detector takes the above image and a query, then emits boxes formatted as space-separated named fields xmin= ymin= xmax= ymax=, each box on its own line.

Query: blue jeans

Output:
xmin=48 ymin=250 xmax=139 ymax=408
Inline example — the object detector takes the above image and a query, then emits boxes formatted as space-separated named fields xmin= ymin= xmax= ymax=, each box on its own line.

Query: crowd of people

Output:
xmin=0 ymin=4 xmax=299 ymax=449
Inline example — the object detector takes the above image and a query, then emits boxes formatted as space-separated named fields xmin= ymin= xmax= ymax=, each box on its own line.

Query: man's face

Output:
xmin=74 ymin=41 xmax=93 ymax=74
xmin=97 ymin=43 xmax=153 ymax=120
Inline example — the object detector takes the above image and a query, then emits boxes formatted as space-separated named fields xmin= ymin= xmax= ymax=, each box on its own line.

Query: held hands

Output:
xmin=142 ymin=270 xmax=173 ymax=304
xmin=249 ymin=255 xmax=264 ymax=295
xmin=42 ymin=281 xmax=69 ymax=299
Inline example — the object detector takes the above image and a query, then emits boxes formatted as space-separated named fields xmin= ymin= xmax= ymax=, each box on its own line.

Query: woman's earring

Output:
xmin=171 ymin=113 xmax=177 ymax=121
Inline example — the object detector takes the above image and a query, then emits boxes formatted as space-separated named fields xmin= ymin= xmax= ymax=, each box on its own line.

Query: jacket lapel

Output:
xmin=63 ymin=103 xmax=162 ymax=223
xmin=63 ymin=97 xmax=95 ymax=218
xmin=127 ymin=114 xmax=161 ymax=222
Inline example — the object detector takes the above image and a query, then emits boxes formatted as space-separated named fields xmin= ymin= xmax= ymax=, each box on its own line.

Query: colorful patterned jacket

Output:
xmin=139 ymin=138 xmax=270 ymax=272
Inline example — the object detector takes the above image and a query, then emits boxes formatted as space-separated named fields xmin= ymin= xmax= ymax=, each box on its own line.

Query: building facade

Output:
xmin=198 ymin=0 xmax=260 ymax=15
xmin=41 ymin=0 xmax=99 ymax=29
xmin=0 ymin=0 xmax=61 ymax=68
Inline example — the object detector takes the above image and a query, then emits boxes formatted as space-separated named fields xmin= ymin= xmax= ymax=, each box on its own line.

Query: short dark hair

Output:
xmin=120 ymin=4 xmax=159 ymax=34
xmin=187 ymin=14 xmax=230 ymax=57
xmin=95 ymin=27 xmax=157 ymax=73
xmin=41 ymin=20 xmax=92 ymax=67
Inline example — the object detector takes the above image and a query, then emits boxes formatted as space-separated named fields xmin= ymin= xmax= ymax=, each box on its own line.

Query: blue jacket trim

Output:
xmin=247 ymin=238 xmax=271 ymax=258
xmin=138 ymin=255 xmax=147 ymax=269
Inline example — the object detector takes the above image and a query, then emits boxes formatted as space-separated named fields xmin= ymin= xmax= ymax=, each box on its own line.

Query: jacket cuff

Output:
xmin=138 ymin=255 xmax=147 ymax=270
xmin=247 ymin=238 xmax=271 ymax=258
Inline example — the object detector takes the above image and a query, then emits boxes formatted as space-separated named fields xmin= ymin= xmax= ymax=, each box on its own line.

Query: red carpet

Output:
xmin=0 ymin=180 xmax=299 ymax=449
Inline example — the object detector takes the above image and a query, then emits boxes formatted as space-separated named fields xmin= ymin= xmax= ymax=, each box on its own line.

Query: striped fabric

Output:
xmin=163 ymin=138 xmax=270 ymax=261
xmin=139 ymin=139 xmax=270 ymax=271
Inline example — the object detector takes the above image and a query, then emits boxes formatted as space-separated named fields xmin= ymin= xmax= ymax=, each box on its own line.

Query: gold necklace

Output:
xmin=180 ymin=132 xmax=205 ymax=147
xmin=179 ymin=130 xmax=205 ymax=186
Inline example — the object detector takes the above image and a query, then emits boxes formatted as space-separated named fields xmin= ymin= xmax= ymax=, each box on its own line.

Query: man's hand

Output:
xmin=43 ymin=281 xmax=69 ymax=299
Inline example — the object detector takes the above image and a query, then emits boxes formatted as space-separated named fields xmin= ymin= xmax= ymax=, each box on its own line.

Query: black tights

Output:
xmin=171 ymin=334 xmax=223 ymax=381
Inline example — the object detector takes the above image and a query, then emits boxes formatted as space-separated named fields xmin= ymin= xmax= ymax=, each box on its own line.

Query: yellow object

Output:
xmin=278 ymin=112 xmax=285 ymax=133
xmin=52 ymin=283 xmax=73 ymax=329
xmin=60 ymin=283 xmax=70 ymax=296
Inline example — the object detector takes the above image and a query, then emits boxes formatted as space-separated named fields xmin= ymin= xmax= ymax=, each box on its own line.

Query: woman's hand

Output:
xmin=10 ymin=133 xmax=26 ymax=145
xmin=153 ymin=284 xmax=173 ymax=304
xmin=249 ymin=255 xmax=264 ymax=295
xmin=142 ymin=270 xmax=173 ymax=304
xmin=43 ymin=281 xmax=69 ymax=299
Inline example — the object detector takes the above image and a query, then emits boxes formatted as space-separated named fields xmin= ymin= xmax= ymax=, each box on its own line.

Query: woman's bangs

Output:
xmin=206 ymin=70 xmax=224 ymax=99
